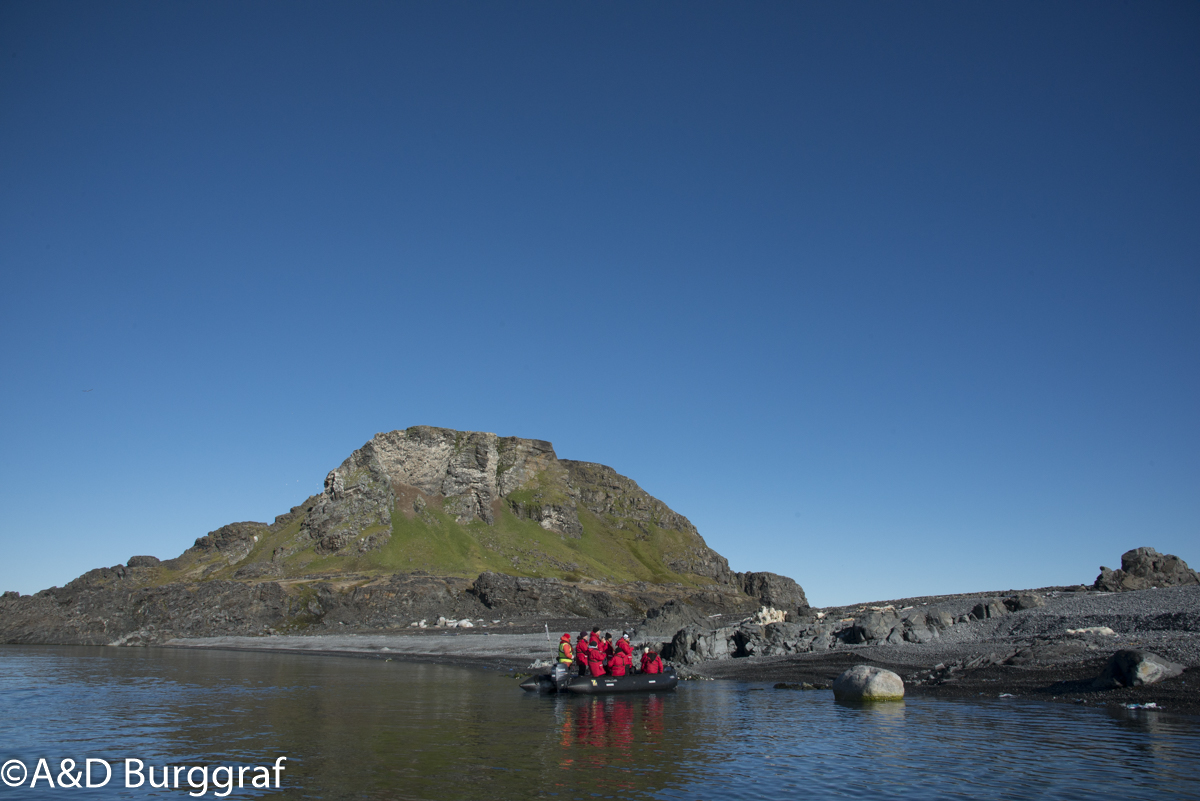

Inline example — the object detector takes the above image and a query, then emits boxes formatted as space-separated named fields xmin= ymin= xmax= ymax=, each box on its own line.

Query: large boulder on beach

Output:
xmin=841 ymin=610 xmax=897 ymax=644
xmin=1094 ymin=547 xmax=1199 ymax=592
xmin=898 ymin=613 xmax=938 ymax=644
xmin=663 ymin=626 xmax=739 ymax=664
xmin=1093 ymin=650 xmax=1186 ymax=689
xmin=1004 ymin=593 xmax=1045 ymax=611
xmin=833 ymin=665 xmax=905 ymax=701
xmin=924 ymin=607 xmax=954 ymax=629
xmin=971 ymin=599 xmax=1008 ymax=620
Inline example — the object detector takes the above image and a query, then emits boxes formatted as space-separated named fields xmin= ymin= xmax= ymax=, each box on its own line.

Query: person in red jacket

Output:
xmin=608 ymin=647 xmax=632 ymax=677
xmin=640 ymin=648 xmax=663 ymax=674
xmin=588 ymin=650 xmax=607 ymax=677
xmin=600 ymin=633 xmax=615 ymax=661
xmin=589 ymin=627 xmax=602 ymax=647
xmin=616 ymin=632 xmax=634 ymax=660
xmin=575 ymin=633 xmax=590 ymax=676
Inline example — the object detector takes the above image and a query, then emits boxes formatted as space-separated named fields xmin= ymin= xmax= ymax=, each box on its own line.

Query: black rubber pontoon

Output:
xmin=519 ymin=665 xmax=678 ymax=694
xmin=565 ymin=669 xmax=678 ymax=694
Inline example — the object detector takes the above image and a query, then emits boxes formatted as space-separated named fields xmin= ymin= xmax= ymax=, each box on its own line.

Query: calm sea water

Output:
xmin=0 ymin=645 xmax=1197 ymax=800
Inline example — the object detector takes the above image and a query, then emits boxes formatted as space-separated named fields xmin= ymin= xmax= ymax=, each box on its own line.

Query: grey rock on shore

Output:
xmin=1094 ymin=547 xmax=1198 ymax=593
xmin=832 ymin=665 xmax=905 ymax=701
xmin=1093 ymin=650 xmax=1185 ymax=689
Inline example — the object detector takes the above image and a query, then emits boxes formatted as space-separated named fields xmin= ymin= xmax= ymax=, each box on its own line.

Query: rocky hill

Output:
xmin=0 ymin=426 xmax=807 ymax=645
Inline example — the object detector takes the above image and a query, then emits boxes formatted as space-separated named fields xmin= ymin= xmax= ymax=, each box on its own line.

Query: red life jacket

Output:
xmin=609 ymin=651 xmax=631 ymax=677
xmin=588 ymin=657 xmax=607 ymax=677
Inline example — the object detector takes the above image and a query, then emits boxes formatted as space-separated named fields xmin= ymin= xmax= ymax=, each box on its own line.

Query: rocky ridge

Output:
xmin=0 ymin=427 xmax=806 ymax=646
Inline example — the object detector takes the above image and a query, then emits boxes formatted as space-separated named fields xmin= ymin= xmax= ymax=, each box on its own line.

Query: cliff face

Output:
xmin=0 ymin=426 xmax=806 ymax=645
xmin=257 ymin=426 xmax=737 ymax=586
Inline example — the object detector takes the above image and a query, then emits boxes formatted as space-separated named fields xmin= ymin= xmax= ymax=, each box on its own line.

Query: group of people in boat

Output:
xmin=557 ymin=627 xmax=664 ymax=677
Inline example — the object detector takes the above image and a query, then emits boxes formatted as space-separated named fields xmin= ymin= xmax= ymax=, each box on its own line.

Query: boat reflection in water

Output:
xmin=550 ymin=693 xmax=672 ymax=794
xmin=557 ymin=694 xmax=667 ymax=751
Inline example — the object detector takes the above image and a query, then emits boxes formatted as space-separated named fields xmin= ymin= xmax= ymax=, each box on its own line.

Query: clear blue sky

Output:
xmin=1 ymin=2 xmax=1196 ymax=607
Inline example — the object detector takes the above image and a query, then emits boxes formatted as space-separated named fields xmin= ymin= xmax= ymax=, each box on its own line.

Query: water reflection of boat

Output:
xmin=558 ymin=695 xmax=666 ymax=756
xmin=520 ymin=664 xmax=679 ymax=694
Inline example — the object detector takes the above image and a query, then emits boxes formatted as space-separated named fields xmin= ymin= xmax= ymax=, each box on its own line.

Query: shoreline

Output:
xmin=158 ymin=635 xmax=1199 ymax=718
xmin=154 ymin=583 xmax=1200 ymax=718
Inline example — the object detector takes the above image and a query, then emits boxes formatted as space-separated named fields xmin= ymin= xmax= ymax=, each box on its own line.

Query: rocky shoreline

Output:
xmin=691 ymin=583 xmax=1200 ymax=716
xmin=142 ymin=580 xmax=1199 ymax=717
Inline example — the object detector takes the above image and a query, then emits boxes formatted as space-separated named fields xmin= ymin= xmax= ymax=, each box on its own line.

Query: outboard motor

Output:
xmin=519 ymin=663 xmax=576 ymax=693
xmin=552 ymin=662 xmax=572 ymax=692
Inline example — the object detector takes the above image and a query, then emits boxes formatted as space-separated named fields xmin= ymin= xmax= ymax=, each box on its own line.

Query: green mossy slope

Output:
xmin=164 ymin=496 xmax=706 ymax=588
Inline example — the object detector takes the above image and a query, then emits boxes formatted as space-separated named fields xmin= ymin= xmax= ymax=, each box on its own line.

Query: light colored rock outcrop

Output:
xmin=298 ymin=427 xmax=581 ymax=552
xmin=290 ymin=427 xmax=742 ymax=585
xmin=833 ymin=665 xmax=906 ymax=701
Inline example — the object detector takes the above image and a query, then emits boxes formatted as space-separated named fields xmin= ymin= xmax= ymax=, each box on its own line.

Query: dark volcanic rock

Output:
xmin=127 ymin=556 xmax=161 ymax=568
xmin=639 ymin=599 xmax=724 ymax=640
xmin=469 ymin=572 xmax=636 ymax=618
xmin=971 ymin=598 xmax=1008 ymax=620
xmin=1004 ymin=593 xmax=1046 ymax=611
xmin=1094 ymin=547 xmax=1199 ymax=592
xmin=1093 ymin=649 xmax=1186 ymax=688
xmin=661 ymin=613 xmax=838 ymax=664
xmin=664 ymin=626 xmax=740 ymax=664
xmin=842 ymin=610 xmax=897 ymax=644
xmin=737 ymin=571 xmax=809 ymax=612
xmin=0 ymin=579 xmax=297 ymax=645
xmin=191 ymin=522 xmax=269 ymax=563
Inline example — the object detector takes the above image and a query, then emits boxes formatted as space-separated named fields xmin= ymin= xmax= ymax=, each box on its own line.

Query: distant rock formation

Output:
xmin=0 ymin=426 xmax=806 ymax=646
xmin=1094 ymin=547 xmax=1199 ymax=592
xmin=292 ymin=426 xmax=735 ymax=582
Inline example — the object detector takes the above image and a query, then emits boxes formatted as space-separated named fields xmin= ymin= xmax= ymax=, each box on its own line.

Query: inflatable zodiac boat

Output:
xmin=520 ymin=663 xmax=679 ymax=694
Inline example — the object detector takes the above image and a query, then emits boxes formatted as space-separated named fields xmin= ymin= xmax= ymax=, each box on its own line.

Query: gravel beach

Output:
xmin=167 ymin=630 xmax=561 ymax=670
